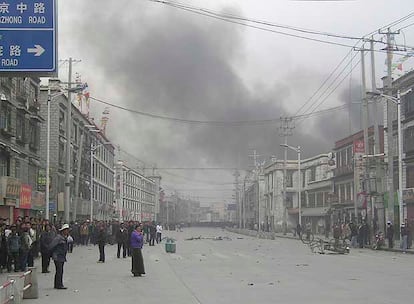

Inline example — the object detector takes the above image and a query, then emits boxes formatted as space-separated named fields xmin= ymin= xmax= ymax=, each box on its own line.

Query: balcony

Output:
xmin=333 ymin=164 xmax=353 ymax=177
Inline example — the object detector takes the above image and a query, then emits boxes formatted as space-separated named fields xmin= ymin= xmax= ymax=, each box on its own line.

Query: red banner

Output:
xmin=19 ymin=184 xmax=32 ymax=209
xmin=353 ymin=139 xmax=365 ymax=153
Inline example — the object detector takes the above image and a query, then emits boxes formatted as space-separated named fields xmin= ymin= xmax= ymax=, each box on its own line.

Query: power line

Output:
xmin=89 ymin=95 xmax=350 ymax=126
xmin=147 ymin=0 xmax=414 ymax=53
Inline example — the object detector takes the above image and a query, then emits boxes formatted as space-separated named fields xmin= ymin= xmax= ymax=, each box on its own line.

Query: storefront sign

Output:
xmin=31 ymin=191 xmax=45 ymax=210
xmin=353 ymin=139 xmax=365 ymax=153
xmin=19 ymin=184 xmax=32 ymax=209
xmin=403 ymin=188 xmax=414 ymax=204
xmin=0 ymin=176 xmax=21 ymax=204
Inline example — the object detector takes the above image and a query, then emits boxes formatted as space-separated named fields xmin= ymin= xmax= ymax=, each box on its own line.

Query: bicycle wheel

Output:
xmin=300 ymin=232 xmax=314 ymax=244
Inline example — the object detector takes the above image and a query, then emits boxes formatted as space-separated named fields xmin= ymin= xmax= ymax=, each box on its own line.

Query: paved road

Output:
xmin=16 ymin=227 xmax=414 ymax=304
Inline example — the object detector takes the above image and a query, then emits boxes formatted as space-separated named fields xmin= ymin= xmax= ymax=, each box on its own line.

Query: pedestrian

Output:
xmin=96 ymin=224 xmax=106 ymax=263
xmin=40 ymin=224 xmax=54 ymax=273
xmin=386 ymin=221 xmax=394 ymax=249
xmin=67 ymin=234 xmax=74 ymax=253
xmin=19 ymin=222 xmax=32 ymax=272
xmin=127 ymin=221 xmax=134 ymax=256
xmin=400 ymin=223 xmax=408 ymax=252
xmin=404 ymin=219 xmax=412 ymax=249
xmin=156 ymin=223 xmax=163 ymax=243
xmin=7 ymin=224 xmax=20 ymax=272
xmin=80 ymin=222 xmax=89 ymax=246
xmin=130 ymin=225 xmax=145 ymax=277
xmin=49 ymin=224 xmax=70 ymax=289
xmin=116 ymin=223 xmax=128 ymax=258
xmin=149 ymin=222 xmax=156 ymax=246
xmin=349 ymin=222 xmax=358 ymax=248
xmin=296 ymin=223 xmax=302 ymax=239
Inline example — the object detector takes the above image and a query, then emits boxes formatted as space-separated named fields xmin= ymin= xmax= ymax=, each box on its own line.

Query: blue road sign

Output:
xmin=0 ymin=0 xmax=56 ymax=74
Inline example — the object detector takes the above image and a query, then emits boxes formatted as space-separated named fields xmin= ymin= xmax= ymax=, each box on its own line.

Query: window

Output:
xmin=346 ymin=183 xmax=352 ymax=201
xmin=0 ymin=103 xmax=12 ymax=134
xmin=16 ymin=113 xmax=25 ymax=143
xmin=407 ymin=165 xmax=414 ymax=188
xmin=316 ymin=192 xmax=324 ymax=207
xmin=15 ymin=159 xmax=20 ymax=179
xmin=286 ymin=170 xmax=293 ymax=187
xmin=29 ymin=120 xmax=40 ymax=150
xmin=309 ymin=167 xmax=316 ymax=182
xmin=0 ymin=153 xmax=9 ymax=176
xmin=404 ymin=126 xmax=414 ymax=153
xmin=404 ymin=90 xmax=414 ymax=117
xmin=308 ymin=193 xmax=315 ymax=208
xmin=59 ymin=141 xmax=65 ymax=166
xmin=59 ymin=110 xmax=65 ymax=134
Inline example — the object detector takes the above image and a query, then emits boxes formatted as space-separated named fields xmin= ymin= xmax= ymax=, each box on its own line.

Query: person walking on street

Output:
xmin=400 ymin=223 xmax=408 ymax=252
xmin=156 ymin=223 xmax=163 ymax=244
xmin=149 ymin=222 xmax=156 ymax=246
xmin=350 ymin=222 xmax=358 ymax=248
xmin=130 ymin=226 xmax=145 ymax=277
xmin=49 ymin=224 xmax=69 ymax=289
xmin=296 ymin=223 xmax=302 ymax=239
xmin=40 ymin=224 xmax=55 ymax=273
xmin=19 ymin=222 xmax=32 ymax=272
xmin=386 ymin=221 xmax=394 ymax=249
xmin=7 ymin=224 xmax=20 ymax=272
xmin=116 ymin=223 xmax=128 ymax=258
xmin=96 ymin=224 xmax=106 ymax=263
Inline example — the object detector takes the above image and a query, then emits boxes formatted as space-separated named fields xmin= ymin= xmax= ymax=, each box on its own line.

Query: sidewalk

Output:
xmin=226 ymin=228 xmax=414 ymax=254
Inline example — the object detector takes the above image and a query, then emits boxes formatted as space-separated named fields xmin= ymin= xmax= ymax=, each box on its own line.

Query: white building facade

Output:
xmin=115 ymin=161 xmax=156 ymax=222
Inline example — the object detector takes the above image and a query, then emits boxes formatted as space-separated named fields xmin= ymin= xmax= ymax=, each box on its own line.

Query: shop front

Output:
xmin=0 ymin=176 xmax=21 ymax=222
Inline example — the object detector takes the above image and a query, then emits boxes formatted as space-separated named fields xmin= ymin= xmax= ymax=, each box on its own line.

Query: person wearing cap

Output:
xmin=7 ymin=224 xmax=21 ymax=272
xmin=49 ymin=224 xmax=70 ymax=289
xmin=386 ymin=221 xmax=394 ymax=249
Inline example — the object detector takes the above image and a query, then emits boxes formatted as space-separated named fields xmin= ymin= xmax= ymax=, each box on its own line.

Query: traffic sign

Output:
xmin=0 ymin=0 xmax=56 ymax=75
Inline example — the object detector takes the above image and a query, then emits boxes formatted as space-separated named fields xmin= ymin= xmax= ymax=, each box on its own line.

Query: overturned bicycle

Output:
xmin=301 ymin=232 xmax=350 ymax=254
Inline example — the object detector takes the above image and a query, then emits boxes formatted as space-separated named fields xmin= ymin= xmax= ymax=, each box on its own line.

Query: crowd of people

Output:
xmin=295 ymin=218 xmax=413 ymax=251
xmin=0 ymin=216 xmax=165 ymax=289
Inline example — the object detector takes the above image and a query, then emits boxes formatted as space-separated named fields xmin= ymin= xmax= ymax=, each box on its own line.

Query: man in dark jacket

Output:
xmin=116 ymin=223 xmax=128 ymax=258
xmin=149 ymin=222 xmax=156 ymax=246
xmin=49 ymin=224 xmax=69 ymax=289
xmin=7 ymin=224 xmax=21 ymax=272
xmin=96 ymin=224 xmax=106 ymax=263
xmin=40 ymin=224 xmax=55 ymax=273
xmin=386 ymin=221 xmax=394 ymax=249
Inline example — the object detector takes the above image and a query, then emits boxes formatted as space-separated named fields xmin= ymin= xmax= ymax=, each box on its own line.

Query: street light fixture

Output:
xmin=280 ymin=144 xmax=302 ymax=226
xmin=367 ymin=88 xmax=412 ymax=227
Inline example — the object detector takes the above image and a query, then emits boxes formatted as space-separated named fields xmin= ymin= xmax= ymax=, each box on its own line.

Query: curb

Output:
xmin=227 ymin=228 xmax=414 ymax=255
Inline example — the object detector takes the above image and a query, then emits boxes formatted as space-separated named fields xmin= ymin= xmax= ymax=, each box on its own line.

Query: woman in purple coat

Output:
xmin=130 ymin=225 xmax=145 ymax=277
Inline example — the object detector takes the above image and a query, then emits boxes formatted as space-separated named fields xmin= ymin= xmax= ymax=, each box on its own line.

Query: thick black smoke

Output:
xmin=61 ymin=1 xmax=367 ymax=194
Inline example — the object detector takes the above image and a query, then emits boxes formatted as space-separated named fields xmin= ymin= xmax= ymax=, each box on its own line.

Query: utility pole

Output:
xmin=64 ymin=57 xmax=73 ymax=223
xmin=370 ymin=37 xmax=380 ymax=230
xmin=73 ymin=132 xmax=84 ymax=222
xmin=233 ymin=170 xmax=241 ymax=228
xmin=379 ymin=28 xmax=400 ymax=224
xmin=249 ymin=150 xmax=261 ymax=232
xmin=280 ymin=117 xmax=294 ymax=234
xmin=361 ymin=48 xmax=370 ymax=224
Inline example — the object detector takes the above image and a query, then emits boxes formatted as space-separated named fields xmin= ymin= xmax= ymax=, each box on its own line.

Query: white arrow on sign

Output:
xmin=27 ymin=45 xmax=45 ymax=57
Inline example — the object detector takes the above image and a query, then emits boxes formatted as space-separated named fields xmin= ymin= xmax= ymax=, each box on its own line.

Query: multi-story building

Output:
xmin=0 ymin=77 xmax=44 ymax=221
xmin=263 ymin=159 xmax=298 ymax=232
xmin=39 ymin=79 xmax=115 ymax=221
xmin=115 ymin=160 xmax=156 ymax=222
xmin=264 ymin=155 xmax=335 ymax=233
xmin=300 ymin=154 xmax=335 ymax=235
xmin=389 ymin=71 xmax=414 ymax=223
xmin=332 ymin=127 xmax=384 ymax=229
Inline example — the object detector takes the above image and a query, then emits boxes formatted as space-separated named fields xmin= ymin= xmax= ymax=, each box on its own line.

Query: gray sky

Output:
xmin=57 ymin=0 xmax=414 ymax=202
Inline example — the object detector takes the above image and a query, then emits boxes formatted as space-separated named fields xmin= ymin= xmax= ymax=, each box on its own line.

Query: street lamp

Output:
xmin=367 ymin=88 xmax=412 ymax=227
xmin=280 ymin=144 xmax=302 ymax=226
xmin=46 ymin=85 xmax=83 ymax=220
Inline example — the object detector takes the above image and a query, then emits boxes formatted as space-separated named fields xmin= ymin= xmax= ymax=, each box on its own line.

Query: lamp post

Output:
xmin=280 ymin=144 xmax=301 ymax=226
xmin=367 ymin=89 xmax=411 ymax=227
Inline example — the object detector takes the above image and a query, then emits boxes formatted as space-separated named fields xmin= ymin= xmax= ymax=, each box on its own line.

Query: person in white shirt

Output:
xmin=156 ymin=224 xmax=163 ymax=244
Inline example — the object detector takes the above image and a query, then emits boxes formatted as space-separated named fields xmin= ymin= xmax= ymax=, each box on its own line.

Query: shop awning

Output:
xmin=302 ymin=207 xmax=330 ymax=217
